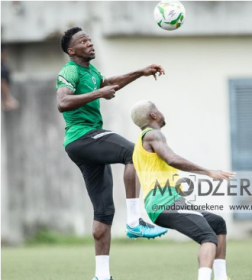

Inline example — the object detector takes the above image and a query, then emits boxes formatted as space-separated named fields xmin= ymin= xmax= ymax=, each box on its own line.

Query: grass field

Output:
xmin=2 ymin=239 xmax=252 ymax=280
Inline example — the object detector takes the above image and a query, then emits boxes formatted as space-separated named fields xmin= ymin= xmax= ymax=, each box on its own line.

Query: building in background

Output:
xmin=1 ymin=1 xmax=252 ymax=244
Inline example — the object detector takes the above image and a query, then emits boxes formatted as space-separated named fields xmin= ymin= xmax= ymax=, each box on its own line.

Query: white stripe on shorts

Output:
xmin=92 ymin=131 xmax=115 ymax=139
xmin=178 ymin=210 xmax=203 ymax=217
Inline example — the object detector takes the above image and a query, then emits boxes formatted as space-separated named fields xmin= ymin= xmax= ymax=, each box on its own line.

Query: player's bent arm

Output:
xmin=57 ymin=87 xmax=101 ymax=112
xmin=101 ymin=64 xmax=165 ymax=91
xmin=102 ymin=70 xmax=143 ymax=91
xmin=57 ymin=85 xmax=119 ymax=112
xmin=145 ymin=131 xmax=235 ymax=180
xmin=147 ymin=132 xmax=210 ymax=176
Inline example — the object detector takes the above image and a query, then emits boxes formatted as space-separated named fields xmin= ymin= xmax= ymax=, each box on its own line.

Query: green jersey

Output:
xmin=56 ymin=61 xmax=105 ymax=147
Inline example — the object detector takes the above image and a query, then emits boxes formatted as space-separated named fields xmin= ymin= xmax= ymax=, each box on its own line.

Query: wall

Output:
xmin=2 ymin=2 xmax=252 ymax=42
xmin=1 ymin=78 xmax=93 ymax=243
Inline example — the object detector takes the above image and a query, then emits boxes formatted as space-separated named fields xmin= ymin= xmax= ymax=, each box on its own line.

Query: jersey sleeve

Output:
xmin=56 ymin=65 xmax=79 ymax=92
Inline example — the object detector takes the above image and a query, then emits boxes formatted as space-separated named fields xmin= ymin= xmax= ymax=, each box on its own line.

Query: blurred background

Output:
xmin=1 ymin=1 xmax=252 ymax=245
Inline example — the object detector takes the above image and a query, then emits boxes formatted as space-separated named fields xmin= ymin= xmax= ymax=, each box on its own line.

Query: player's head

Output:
xmin=131 ymin=100 xmax=166 ymax=129
xmin=61 ymin=27 xmax=95 ymax=61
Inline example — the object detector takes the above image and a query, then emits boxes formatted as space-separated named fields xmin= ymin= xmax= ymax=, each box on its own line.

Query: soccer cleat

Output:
xmin=214 ymin=278 xmax=231 ymax=280
xmin=126 ymin=218 xmax=168 ymax=239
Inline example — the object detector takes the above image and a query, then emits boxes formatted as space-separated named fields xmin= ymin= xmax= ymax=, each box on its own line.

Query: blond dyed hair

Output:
xmin=131 ymin=100 xmax=155 ymax=128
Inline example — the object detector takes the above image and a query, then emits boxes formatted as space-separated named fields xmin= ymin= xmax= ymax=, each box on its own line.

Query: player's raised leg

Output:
xmin=124 ymin=163 xmax=167 ymax=239
xmin=99 ymin=133 xmax=168 ymax=239
xmin=72 ymin=129 xmax=167 ymax=239
xmin=124 ymin=163 xmax=141 ymax=226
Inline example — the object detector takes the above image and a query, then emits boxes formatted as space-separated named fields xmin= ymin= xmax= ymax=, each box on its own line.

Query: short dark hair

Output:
xmin=61 ymin=27 xmax=82 ymax=54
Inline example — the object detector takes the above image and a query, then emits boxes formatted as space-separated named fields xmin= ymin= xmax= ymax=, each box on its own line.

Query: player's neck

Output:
xmin=70 ymin=57 xmax=90 ymax=68
xmin=141 ymin=123 xmax=161 ymax=130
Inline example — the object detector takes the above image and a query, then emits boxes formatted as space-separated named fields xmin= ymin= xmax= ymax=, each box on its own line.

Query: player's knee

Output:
xmin=92 ymin=214 xmax=114 ymax=240
xmin=93 ymin=225 xmax=104 ymax=240
xmin=102 ymin=212 xmax=115 ymax=225
xmin=94 ymin=210 xmax=115 ymax=228
xmin=93 ymin=223 xmax=111 ymax=240
xmin=124 ymin=154 xmax=133 ymax=165
xmin=215 ymin=215 xmax=227 ymax=235
xmin=123 ymin=144 xmax=134 ymax=165
xmin=200 ymin=232 xmax=218 ymax=247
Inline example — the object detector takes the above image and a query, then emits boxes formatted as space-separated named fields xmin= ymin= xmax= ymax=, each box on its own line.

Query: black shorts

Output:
xmin=65 ymin=129 xmax=134 ymax=225
xmin=155 ymin=197 xmax=227 ymax=246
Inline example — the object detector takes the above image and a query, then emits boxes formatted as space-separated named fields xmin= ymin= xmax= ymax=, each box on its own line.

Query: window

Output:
xmin=229 ymin=78 xmax=252 ymax=220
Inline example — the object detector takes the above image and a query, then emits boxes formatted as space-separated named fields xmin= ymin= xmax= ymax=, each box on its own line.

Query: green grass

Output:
xmin=2 ymin=239 xmax=252 ymax=280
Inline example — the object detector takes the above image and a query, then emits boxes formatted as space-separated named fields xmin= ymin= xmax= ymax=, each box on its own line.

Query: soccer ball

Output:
xmin=154 ymin=1 xmax=186 ymax=31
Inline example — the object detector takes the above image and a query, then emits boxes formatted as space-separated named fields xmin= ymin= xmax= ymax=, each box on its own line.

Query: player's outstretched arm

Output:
xmin=144 ymin=130 xmax=235 ymax=180
xmin=57 ymin=85 xmax=119 ymax=112
xmin=102 ymin=64 xmax=165 ymax=91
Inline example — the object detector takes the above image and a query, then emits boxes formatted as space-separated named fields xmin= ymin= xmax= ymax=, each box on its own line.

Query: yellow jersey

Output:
xmin=133 ymin=127 xmax=181 ymax=222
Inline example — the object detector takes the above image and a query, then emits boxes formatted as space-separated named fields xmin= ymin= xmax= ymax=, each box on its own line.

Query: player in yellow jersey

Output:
xmin=131 ymin=100 xmax=234 ymax=280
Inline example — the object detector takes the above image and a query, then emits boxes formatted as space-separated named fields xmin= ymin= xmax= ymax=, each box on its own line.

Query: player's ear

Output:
xmin=150 ymin=112 xmax=157 ymax=120
xmin=68 ymin=48 xmax=75 ymax=56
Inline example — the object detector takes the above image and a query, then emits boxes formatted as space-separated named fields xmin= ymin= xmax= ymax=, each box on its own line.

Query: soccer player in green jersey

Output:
xmin=56 ymin=27 xmax=167 ymax=280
